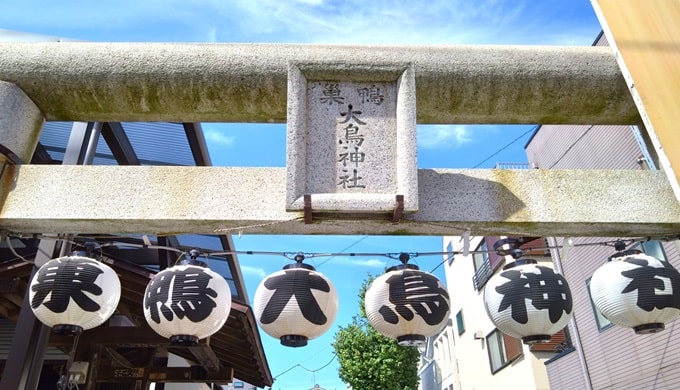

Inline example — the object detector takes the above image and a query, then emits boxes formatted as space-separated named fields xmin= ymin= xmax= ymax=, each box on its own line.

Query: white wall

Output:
xmin=439 ymin=236 xmax=552 ymax=390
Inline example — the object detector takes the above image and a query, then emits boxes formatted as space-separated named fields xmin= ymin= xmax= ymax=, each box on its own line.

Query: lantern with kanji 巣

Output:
xmin=590 ymin=249 xmax=680 ymax=334
xmin=253 ymin=254 xmax=338 ymax=347
xmin=484 ymin=259 xmax=573 ymax=344
xmin=364 ymin=254 xmax=450 ymax=347
xmin=143 ymin=253 xmax=232 ymax=346
xmin=29 ymin=255 xmax=121 ymax=335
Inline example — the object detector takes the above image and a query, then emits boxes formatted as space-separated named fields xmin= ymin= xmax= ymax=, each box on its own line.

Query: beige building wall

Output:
xmin=436 ymin=235 xmax=556 ymax=390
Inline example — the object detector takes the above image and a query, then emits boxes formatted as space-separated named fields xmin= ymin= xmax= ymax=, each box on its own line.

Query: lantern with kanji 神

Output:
xmin=484 ymin=259 xmax=573 ymax=344
xmin=364 ymin=254 xmax=450 ymax=347
xmin=590 ymin=250 xmax=680 ymax=334
xmin=29 ymin=255 xmax=121 ymax=335
xmin=143 ymin=258 xmax=232 ymax=346
xmin=253 ymin=254 xmax=338 ymax=347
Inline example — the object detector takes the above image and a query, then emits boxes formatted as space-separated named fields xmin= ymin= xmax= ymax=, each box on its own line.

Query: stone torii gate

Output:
xmin=0 ymin=40 xmax=679 ymax=238
xmin=0 ymin=1 xmax=678 ymax=237
xmin=0 ymin=1 xmax=679 ymax=389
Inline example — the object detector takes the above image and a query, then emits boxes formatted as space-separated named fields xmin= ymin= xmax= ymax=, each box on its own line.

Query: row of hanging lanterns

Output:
xmin=28 ymin=246 xmax=450 ymax=350
xmin=28 ymin=238 xmax=680 ymax=351
xmin=252 ymin=252 xmax=450 ymax=348
xmin=483 ymin=239 xmax=680 ymax=345
xmin=29 ymin=248 xmax=232 ymax=346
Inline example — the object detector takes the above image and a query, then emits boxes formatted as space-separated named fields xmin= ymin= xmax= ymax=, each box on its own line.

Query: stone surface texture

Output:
xmin=0 ymin=81 xmax=44 ymax=161
xmin=0 ymin=43 xmax=638 ymax=124
xmin=286 ymin=63 xmax=417 ymax=212
xmin=1 ymin=166 xmax=678 ymax=237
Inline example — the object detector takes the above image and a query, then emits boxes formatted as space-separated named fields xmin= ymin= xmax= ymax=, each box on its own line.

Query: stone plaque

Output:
xmin=286 ymin=63 xmax=417 ymax=213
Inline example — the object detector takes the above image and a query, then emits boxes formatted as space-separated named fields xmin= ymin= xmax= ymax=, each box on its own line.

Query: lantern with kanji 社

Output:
xmin=590 ymin=250 xmax=680 ymax=334
xmin=484 ymin=259 xmax=573 ymax=344
xmin=253 ymin=254 xmax=338 ymax=347
xmin=29 ymin=255 xmax=121 ymax=335
xmin=143 ymin=259 xmax=232 ymax=346
xmin=364 ymin=255 xmax=450 ymax=347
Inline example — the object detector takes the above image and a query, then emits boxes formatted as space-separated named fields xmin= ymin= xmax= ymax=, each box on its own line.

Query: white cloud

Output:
xmin=206 ymin=0 xmax=597 ymax=45
xmin=330 ymin=257 xmax=387 ymax=268
xmin=203 ymin=128 xmax=235 ymax=147
xmin=418 ymin=125 xmax=472 ymax=149
xmin=240 ymin=264 xmax=267 ymax=278
xmin=0 ymin=0 xmax=600 ymax=45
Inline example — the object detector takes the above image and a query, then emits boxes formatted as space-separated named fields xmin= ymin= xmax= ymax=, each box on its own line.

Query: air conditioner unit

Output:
xmin=474 ymin=330 xmax=485 ymax=340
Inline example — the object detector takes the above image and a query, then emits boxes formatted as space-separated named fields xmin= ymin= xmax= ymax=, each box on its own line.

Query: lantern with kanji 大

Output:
xmin=364 ymin=254 xmax=450 ymax=347
xmin=253 ymin=254 xmax=338 ymax=347
xmin=590 ymin=250 xmax=680 ymax=334
xmin=143 ymin=259 xmax=232 ymax=346
xmin=484 ymin=259 xmax=573 ymax=344
xmin=29 ymin=255 xmax=121 ymax=335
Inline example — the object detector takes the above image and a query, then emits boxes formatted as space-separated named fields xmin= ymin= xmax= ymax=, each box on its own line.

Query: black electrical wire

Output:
xmin=4 ymin=231 xmax=680 ymax=266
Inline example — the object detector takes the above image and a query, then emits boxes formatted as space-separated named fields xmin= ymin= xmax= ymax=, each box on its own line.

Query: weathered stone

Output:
xmin=286 ymin=63 xmax=417 ymax=212
xmin=1 ymin=166 xmax=678 ymax=237
xmin=0 ymin=81 xmax=44 ymax=162
xmin=0 ymin=43 xmax=638 ymax=124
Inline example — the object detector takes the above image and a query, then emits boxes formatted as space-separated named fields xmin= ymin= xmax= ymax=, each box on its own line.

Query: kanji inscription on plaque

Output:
xmin=286 ymin=63 xmax=417 ymax=213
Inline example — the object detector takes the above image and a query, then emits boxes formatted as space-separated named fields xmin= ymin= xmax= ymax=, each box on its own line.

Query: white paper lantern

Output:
xmin=590 ymin=251 xmax=680 ymax=334
xmin=29 ymin=256 xmax=121 ymax=334
xmin=484 ymin=259 xmax=573 ymax=344
xmin=254 ymin=261 xmax=338 ymax=347
xmin=365 ymin=264 xmax=450 ymax=347
xmin=143 ymin=263 xmax=232 ymax=345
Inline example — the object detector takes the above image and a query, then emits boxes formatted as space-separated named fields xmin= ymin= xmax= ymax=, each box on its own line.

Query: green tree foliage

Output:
xmin=332 ymin=275 xmax=420 ymax=390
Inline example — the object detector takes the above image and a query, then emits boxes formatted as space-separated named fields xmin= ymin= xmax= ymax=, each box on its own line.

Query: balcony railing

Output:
xmin=472 ymin=260 xmax=494 ymax=290
xmin=494 ymin=162 xmax=531 ymax=170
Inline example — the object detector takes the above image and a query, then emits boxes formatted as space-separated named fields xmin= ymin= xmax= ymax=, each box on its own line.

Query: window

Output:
xmin=586 ymin=277 xmax=613 ymax=331
xmin=632 ymin=240 xmax=667 ymax=261
xmin=486 ymin=329 xmax=522 ymax=374
xmin=472 ymin=240 xmax=492 ymax=289
xmin=446 ymin=241 xmax=455 ymax=264
xmin=472 ymin=237 xmax=504 ymax=290
xmin=473 ymin=240 xmax=489 ymax=271
xmin=456 ymin=310 xmax=465 ymax=335
xmin=529 ymin=327 xmax=572 ymax=353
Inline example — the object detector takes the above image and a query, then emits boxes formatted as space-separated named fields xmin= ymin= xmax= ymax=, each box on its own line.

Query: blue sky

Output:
xmin=1 ymin=1 xmax=603 ymax=389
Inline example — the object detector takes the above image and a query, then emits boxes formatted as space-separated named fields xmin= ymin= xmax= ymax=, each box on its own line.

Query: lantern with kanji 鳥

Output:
xmin=484 ymin=259 xmax=573 ymax=344
xmin=143 ymin=259 xmax=232 ymax=346
xmin=590 ymin=250 xmax=680 ymax=334
xmin=253 ymin=254 xmax=338 ymax=347
xmin=364 ymin=254 xmax=450 ymax=347
xmin=29 ymin=255 xmax=121 ymax=335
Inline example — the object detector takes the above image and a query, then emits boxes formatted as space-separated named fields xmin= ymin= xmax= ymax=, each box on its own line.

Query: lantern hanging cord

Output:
xmin=273 ymin=353 xmax=337 ymax=381
xmin=4 ymin=232 xmax=680 ymax=266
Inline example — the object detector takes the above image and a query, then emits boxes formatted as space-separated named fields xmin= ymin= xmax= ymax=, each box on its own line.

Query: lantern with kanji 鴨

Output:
xmin=364 ymin=254 xmax=450 ymax=347
xmin=590 ymin=250 xmax=680 ymax=334
xmin=143 ymin=259 xmax=232 ymax=346
xmin=253 ymin=254 xmax=338 ymax=347
xmin=484 ymin=259 xmax=573 ymax=344
xmin=29 ymin=255 xmax=121 ymax=335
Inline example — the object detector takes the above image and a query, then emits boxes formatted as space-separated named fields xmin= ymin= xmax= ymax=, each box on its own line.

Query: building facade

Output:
xmin=526 ymin=118 xmax=680 ymax=390
xmin=420 ymin=235 xmax=561 ymax=390
xmin=524 ymin=32 xmax=680 ymax=390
